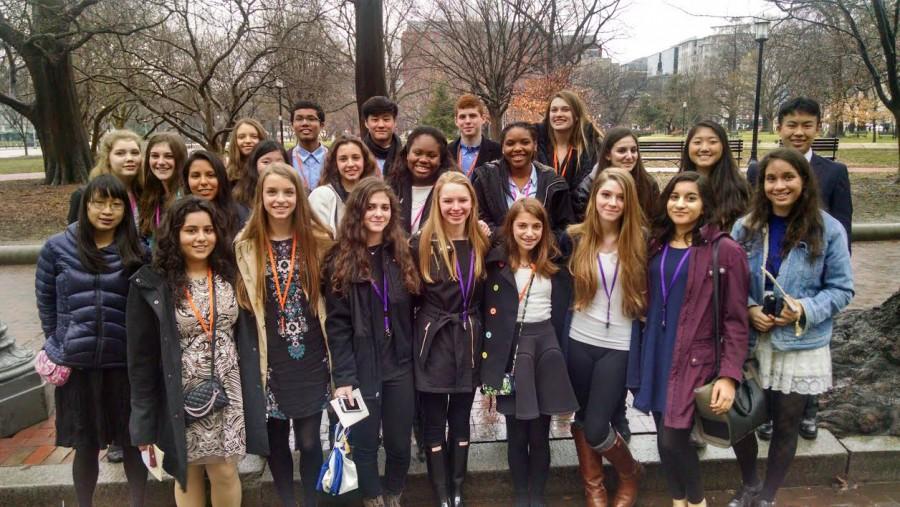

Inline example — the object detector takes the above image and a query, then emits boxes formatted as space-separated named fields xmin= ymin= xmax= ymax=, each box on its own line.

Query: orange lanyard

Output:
xmin=553 ymin=146 xmax=574 ymax=178
xmin=518 ymin=264 xmax=536 ymax=302
xmin=185 ymin=268 xmax=216 ymax=342
xmin=457 ymin=144 xmax=479 ymax=177
xmin=266 ymin=235 xmax=297 ymax=334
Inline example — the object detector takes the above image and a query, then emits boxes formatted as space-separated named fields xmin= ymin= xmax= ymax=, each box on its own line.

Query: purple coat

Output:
xmin=629 ymin=226 xmax=750 ymax=429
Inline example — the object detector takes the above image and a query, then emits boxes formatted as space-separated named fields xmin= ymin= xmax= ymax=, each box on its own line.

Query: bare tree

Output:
xmin=0 ymin=0 xmax=166 ymax=184
xmin=771 ymin=0 xmax=900 ymax=180
xmin=576 ymin=60 xmax=646 ymax=126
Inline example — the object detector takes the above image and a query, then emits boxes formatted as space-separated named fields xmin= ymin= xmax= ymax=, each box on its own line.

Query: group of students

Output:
xmin=35 ymin=91 xmax=854 ymax=507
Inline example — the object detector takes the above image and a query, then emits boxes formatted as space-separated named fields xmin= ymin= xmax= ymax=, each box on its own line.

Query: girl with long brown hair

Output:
xmin=233 ymin=163 xmax=334 ymax=507
xmin=567 ymin=168 xmax=646 ymax=507
xmin=138 ymin=132 xmax=187 ymax=239
xmin=225 ymin=118 xmax=268 ymax=186
xmin=309 ymin=135 xmax=379 ymax=234
xmin=412 ymin=171 xmax=490 ymax=507
xmin=534 ymin=90 xmax=603 ymax=191
xmin=324 ymin=177 xmax=420 ymax=507
xmin=481 ymin=198 xmax=578 ymax=506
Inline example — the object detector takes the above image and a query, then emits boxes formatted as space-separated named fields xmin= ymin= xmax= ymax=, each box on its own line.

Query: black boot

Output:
xmin=612 ymin=405 xmax=631 ymax=443
xmin=450 ymin=441 xmax=469 ymax=507
xmin=426 ymin=445 xmax=451 ymax=507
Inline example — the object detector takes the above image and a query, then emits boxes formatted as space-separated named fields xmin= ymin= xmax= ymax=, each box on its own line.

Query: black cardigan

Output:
xmin=480 ymin=245 xmax=572 ymax=390
xmin=324 ymin=244 xmax=415 ymax=399
xmin=126 ymin=266 xmax=269 ymax=490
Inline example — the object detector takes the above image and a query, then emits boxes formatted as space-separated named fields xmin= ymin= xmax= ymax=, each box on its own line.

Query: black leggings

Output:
xmin=732 ymin=390 xmax=810 ymax=502
xmin=267 ymin=413 xmax=324 ymax=507
xmin=350 ymin=371 xmax=416 ymax=498
xmin=419 ymin=391 xmax=475 ymax=447
xmin=505 ymin=415 xmax=551 ymax=498
xmin=653 ymin=413 xmax=704 ymax=503
xmin=567 ymin=339 xmax=629 ymax=448
xmin=73 ymin=445 xmax=146 ymax=507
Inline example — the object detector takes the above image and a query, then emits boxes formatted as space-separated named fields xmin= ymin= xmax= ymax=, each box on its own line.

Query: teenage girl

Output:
xmin=481 ymin=198 xmax=578 ymax=506
xmin=225 ymin=118 xmax=267 ymax=186
xmin=534 ymin=90 xmax=603 ymax=192
xmin=310 ymin=135 xmax=379 ymax=234
xmin=234 ymin=163 xmax=335 ymax=507
xmin=138 ymin=132 xmax=187 ymax=240
xmin=231 ymin=140 xmax=289 ymax=206
xmin=728 ymin=149 xmax=853 ymax=507
xmin=628 ymin=172 xmax=750 ymax=507
xmin=412 ymin=171 xmax=490 ymax=507
xmin=182 ymin=150 xmax=249 ymax=241
xmin=567 ymin=168 xmax=647 ymax=507
xmin=68 ymin=129 xmax=143 ymax=226
xmin=325 ymin=177 xmax=421 ymax=507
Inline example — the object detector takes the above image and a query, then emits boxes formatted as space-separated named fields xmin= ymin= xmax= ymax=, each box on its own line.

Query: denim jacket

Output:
xmin=731 ymin=211 xmax=854 ymax=351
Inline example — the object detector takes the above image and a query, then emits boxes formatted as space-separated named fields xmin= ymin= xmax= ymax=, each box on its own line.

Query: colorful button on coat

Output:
xmin=489 ymin=307 xmax=497 ymax=315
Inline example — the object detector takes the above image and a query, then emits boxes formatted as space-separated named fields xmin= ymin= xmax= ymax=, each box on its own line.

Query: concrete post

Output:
xmin=0 ymin=320 xmax=49 ymax=437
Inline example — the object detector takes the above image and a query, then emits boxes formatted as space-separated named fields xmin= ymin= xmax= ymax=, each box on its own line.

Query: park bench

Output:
xmin=777 ymin=137 xmax=839 ymax=160
xmin=639 ymin=139 xmax=744 ymax=166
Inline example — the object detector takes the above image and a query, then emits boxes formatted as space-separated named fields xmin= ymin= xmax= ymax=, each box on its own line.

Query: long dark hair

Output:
xmin=597 ymin=127 xmax=659 ymax=217
xmin=502 ymin=198 xmax=559 ymax=278
xmin=679 ymin=120 xmax=749 ymax=230
xmin=328 ymin=177 xmax=420 ymax=295
xmin=319 ymin=135 xmax=379 ymax=189
xmin=152 ymin=196 xmax=235 ymax=301
xmin=182 ymin=150 xmax=241 ymax=238
xmin=743 ymin=148 xmax=824 ymax=258
xmin=387 ymin=126 xmax=456 ymax=189
xmin=232 ymin=140 xmax=289 ymax=206
xmin=651 ymin=171 xmax=716 ymax=246
xmin=76 ymin=175 xmax=144 ymax=273
xmin=138 ymin=132 xmax=187 ymax=237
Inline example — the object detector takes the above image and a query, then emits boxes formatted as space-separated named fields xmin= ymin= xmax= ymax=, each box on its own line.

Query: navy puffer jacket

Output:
xmin=35 ymin=223 xmax=138 ymax=368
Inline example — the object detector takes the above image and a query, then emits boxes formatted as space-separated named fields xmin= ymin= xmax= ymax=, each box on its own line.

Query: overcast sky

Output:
xmin=603 ymin=0 xmax=778 ymax=63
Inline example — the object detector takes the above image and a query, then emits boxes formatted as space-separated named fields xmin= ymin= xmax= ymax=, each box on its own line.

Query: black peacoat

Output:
xmin=126 ymin=265 xmax=269 ymax=490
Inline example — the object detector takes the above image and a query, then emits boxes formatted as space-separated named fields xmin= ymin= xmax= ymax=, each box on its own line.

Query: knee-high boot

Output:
xmin=571 ymin=424 xmax=608 ymax=507
xmin=600 ymin=433 xmax=643 ymax=507
xmin=426 ymin=445 xmax=451 ymax=507
xmin=449 ymin=441 xmax=469 ymax=507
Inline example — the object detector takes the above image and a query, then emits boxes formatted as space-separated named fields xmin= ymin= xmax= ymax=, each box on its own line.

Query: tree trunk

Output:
xmin=23 ymin=49 xmax=92 ymax=185
xmin=486 ymin=103 xmax=504 ymax=140
xmin=890 ymin=107 xmax=900 ymax=184
xmin=354 ymin=0 xmax=387 ymax=134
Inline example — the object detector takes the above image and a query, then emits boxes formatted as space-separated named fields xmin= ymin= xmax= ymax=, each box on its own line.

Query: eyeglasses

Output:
xmin=294 ymin=115 xmax=320 ymax=123
xmin=89 ymin=200 xmax=126 ymax=212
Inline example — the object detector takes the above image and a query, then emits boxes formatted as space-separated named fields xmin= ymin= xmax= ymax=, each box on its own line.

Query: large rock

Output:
xmin=819 ymin=291 xmax=900 ymax=437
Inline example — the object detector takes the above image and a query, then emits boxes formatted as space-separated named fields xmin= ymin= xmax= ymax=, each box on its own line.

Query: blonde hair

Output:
xmin=418 ymin=172 xmax=489 ymax=283
xmin=226 ymin=118 xmax=268 ymax=182
xmin=235 ymin=162 xmax=333 ymax=314
xmin=568 ymin=167 xmax=646 ymax=316
xmin=89 ymin=129 xmax=143 ymax=194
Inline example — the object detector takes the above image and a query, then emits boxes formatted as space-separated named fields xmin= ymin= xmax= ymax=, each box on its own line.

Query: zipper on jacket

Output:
xmin=543 ymin=180 xmax=567 ymax=208
xmin=468 ymin=316 xmax=475 ymax=368
xmin=419 ymin=321 xmax=432 ymax=357
xmin=93 ymin=273 xmax=103 ymax=367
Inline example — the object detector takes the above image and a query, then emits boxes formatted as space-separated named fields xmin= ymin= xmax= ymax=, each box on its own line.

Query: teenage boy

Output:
xmin=448 ymin=94 xmax=502 ymax=178
xmin=291 ymin=100 xmax=328 ymax=189
xmin=747 ymin=96 xmax=853 ymax=442
xmin=361 ymin=96 xmax=402 ymax=175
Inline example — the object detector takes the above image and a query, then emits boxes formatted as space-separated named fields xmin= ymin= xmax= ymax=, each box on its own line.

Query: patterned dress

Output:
xmin=177 ymin=275 xmax=246 ymax=463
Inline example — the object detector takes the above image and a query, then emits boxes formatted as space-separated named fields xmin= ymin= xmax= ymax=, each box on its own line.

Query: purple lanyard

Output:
xmin=370 ymin=270 xmax=391 ymax=337
xmin=597 ymin=254 xmax=619 ymax=328
xmin=660 ymin=244 xmax=691 ymax=329
xmin=509 ymin=178 xmax=533 ymax=202
xmin=455 ymin=250 xmax=476 ymax=329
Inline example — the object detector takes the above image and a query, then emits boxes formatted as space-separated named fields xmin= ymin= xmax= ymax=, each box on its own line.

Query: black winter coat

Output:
xmin=534 ymin=122 xmax=602 ymax=191
xmin=324 ymin=244 xmax=415 ymax=399
xmin=35 ymin=223 xmax=141 ymax=368
xmin=390 ymin=166 xmax=456 ymax=233
xmin=126 ymin=266 xmax=269 ymax=489
xmin=472 ymin=160 xmax=574 ymax=240
xmin=449 ymin=138 xmax=503 ymax=177
xmin=480 ymin=246 xmax=572 ymax=390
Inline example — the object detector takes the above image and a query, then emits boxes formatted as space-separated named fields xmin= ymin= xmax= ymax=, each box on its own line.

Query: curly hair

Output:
xmin=328 ymin=177 xmax=420 ymax=295
xmin=152 ymin=196 xmax=235 ymax=302
xmin=742 ymin=148 xmax=824 ymax=258
xmin=679 ymin=120 xmax=749 ymax=230
xmin=232 ymin=140 xmax=289 ymax=206
xmin=138 ymin=132 xmax=187 ymax=237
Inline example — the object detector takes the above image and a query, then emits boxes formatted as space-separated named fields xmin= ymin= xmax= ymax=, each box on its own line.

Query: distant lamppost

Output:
xmin=682 ymin=101 xmax=688 ymax=134
xmin=275 ymin=78 xmax=284 ymax=145
xmin=749 ymin=20 xmax=770 ymax=162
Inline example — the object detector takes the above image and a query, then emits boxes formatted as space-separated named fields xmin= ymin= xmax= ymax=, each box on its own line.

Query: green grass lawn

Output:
xmin=641 ymin=132 xmax=900 ymax=145
xmin=0 ymin=156 xmax=44 ymax=174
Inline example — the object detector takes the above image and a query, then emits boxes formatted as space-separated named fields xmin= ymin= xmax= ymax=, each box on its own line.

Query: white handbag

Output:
xmin=316 ymin=423 xmax=358 ymax=495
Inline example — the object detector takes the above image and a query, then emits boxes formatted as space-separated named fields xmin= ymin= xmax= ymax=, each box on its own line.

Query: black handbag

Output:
xmin=183 ymin=278 xmax=230 ymax=425
xmin=693 ymin=240 xmax=769 ymax=448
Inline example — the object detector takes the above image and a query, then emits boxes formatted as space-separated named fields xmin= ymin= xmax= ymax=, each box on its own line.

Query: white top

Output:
xmin=308 ymin=184 xmax=344 ymax=236
xmin=569 ymin=251 xmax=633 ymax=350
xmin=410 ymin=185 xmax=433 ymax=233
xmin=514 ymin=267 xmax=552 ymax=323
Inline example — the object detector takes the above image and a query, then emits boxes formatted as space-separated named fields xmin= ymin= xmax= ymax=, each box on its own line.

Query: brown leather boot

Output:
xmin=601 ymin=433 xmax=643 ymax=507
xmin=571 ymin=424 xmax=609 ymax=507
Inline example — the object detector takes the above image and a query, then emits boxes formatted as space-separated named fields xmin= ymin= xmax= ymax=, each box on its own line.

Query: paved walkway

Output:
xmin=1 ymin=241 xmax=897 ymax=467
xmin=0 ymin=172 xmax=43 ymax=181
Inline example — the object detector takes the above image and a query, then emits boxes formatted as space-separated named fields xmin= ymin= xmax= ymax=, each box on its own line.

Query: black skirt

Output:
xmin=496 ymin=320 xmax=579 ymax=420
xmin=54 ymin=367 xmax=133 ymax=449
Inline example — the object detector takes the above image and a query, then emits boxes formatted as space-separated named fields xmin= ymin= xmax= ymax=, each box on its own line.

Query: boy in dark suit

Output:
xmin=747 ymin=96 xmax=853 ymax=442
xmin=448 ymin=94 xmax=502 ymax=178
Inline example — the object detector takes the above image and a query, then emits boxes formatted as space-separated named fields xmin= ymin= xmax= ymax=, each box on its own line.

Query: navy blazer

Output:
xmin=449 ymin=137 xmax=502 ymax=177
xmin=747 ymin=152 xmax=852 ymax=246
